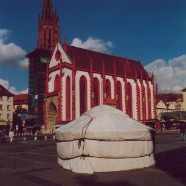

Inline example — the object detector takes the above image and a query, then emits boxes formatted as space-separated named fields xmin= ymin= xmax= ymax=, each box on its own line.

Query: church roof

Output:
xmin=182 ymin=88 xmax=186 ymax=92
xmin=65 ymin=45 xmax=149 ymax=80
xmin=156 ymin=93 xmax=183 ymax=103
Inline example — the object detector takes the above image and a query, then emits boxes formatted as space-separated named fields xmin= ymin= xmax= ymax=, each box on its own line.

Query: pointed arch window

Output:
xmin=80 ymin=76 xmax=87 ymax=115
xmin=136 ymin=84 xmax=141 ymax=121
xmin=142 ymin=85 xmax=146 ymax=122
xmin=66 ymin=76 xmax=71 ymax=120
xmin=117 ymin=81 xmax=122 ymax=111
xmin=147 ymin=86 xmax=152 ymax=119
xmin=126 ymin=82 xmax=132 ymax=117
xmin=54 ymin=75 xmax=60 ymax=92
xmin=106 ymin=79 xmax=111 ymax=98
xmin=93 ymin=77 xmax=100 ymax=106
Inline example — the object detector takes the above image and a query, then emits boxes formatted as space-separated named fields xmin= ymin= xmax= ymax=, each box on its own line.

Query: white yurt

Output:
xmin=55 ymin=105 xmax=155 ymax=174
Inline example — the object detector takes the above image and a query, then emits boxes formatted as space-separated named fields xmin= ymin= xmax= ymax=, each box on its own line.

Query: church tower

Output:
xmin=37 ymin=0 xmax=60 ymax=51
xmin=26 ymin=0 xmax=60 ymax=126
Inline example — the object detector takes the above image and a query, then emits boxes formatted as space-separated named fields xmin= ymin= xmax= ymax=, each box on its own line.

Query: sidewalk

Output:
xmin=13 ymin=133 xmax=55 ymax=142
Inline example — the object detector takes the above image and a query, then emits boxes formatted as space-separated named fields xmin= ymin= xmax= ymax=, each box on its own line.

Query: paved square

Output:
xmin=0 ymin=131 xmax=186 ymax=186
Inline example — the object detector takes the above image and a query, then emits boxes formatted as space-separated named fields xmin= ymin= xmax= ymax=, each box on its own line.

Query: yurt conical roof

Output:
xmin=55 ymin=105 xmax=154 ymax=141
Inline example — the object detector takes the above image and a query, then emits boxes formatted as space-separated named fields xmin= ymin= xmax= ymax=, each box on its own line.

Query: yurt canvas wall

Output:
xmin=55 ymin=105 xmax=155 ymax=174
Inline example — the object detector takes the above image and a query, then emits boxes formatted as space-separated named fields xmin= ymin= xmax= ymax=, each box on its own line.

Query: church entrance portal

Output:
xmin=47 ymin=101 xmax=57 ymax=132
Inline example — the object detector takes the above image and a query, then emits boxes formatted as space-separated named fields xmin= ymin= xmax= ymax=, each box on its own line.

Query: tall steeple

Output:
xmin=37 ymin=0 xmax=60 ymax=51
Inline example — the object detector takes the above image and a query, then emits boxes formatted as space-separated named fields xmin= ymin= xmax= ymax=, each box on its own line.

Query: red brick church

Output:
xmin=27 ymin=0 xmax=156 ymax=132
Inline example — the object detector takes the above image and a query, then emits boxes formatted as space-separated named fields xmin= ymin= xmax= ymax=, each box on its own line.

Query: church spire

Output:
xmin=37 ymin=0 xmax=60 ymax=51
xmin=41 ymin=0 xmax=53 ymax=24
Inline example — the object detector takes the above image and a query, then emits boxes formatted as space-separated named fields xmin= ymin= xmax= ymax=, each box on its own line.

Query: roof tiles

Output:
xmin=0 ymin=84 xmax=14 ymax=97
xmin=66 ymin=45 xmax=149 ymax=80
xmin=13 ymin=94 xmax=28 ymax=105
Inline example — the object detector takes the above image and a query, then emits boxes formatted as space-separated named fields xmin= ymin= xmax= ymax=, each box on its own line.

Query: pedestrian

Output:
xmin=9 ymin=129 xmax=14 ymax=143
xmin=180 ymin=123 xmax=186 ymax=141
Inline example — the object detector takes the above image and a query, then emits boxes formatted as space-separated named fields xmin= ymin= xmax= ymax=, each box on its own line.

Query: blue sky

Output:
xmin=0 ymin=0 xmax=186 ymax=94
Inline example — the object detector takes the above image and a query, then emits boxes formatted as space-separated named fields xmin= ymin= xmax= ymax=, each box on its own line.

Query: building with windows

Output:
xmin=182 ymin=88 xmax=186 ymax=111
xmin=13 ymin=94 xmax=28 ymax=112
xmin=156 ymin=93 xmax=183 ymax=119
xmin=27 ymin=0 xmax=156 ymax=132
xmin=0 ymin=84 xmax=14 ymax=126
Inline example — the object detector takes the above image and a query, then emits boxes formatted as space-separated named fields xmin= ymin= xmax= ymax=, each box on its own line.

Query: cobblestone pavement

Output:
xmin=0 ymin=131 xmax=186 ymax=186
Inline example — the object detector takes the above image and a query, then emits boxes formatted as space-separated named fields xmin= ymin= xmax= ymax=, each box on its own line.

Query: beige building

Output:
xmin=182 ymin=88 xmax=186 ymax=111
xmin=156 ymin=93 xmax=183 ymax=119
xmin=0 ymin=84 xmax=14 ymax=126
xmin=13 ymin=94 xmax=28 ymax=112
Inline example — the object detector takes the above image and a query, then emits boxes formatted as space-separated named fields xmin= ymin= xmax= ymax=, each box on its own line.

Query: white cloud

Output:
xmin=19 ymin=88 xmax=28 ymax=94
xmin=17 ymin=58 xmax=29 ymax=70
xmin=0 ymin=79 xmax=17 ymax=94
xmin=0 ymin=29 xmax=10 ymax=39
xmin=0 ymin=28 xmax=29 ymax=69
xmin=0 ymin=78 xmax=28 ymax=95
xmin=145 ymin=55 xmax=186 ymax=93
xmin=71 ymin=37 xmax=113 ymax=54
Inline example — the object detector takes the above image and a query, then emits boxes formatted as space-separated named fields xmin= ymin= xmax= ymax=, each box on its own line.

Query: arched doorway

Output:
xmin=47 ymin=101 xmax=57 ymax=132
xmin=80 ymin=76 xmax=87 ymax=115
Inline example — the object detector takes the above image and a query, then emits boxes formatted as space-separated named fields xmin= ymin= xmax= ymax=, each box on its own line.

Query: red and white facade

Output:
xmin=27 ymin=0 xmax=156 ymax=133
xmin=45 ymin=42 xmax=156 ymax=131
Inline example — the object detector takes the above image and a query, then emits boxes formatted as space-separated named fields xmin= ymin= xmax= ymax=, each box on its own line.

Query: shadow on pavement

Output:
xmin=75 ymin=174 xmax=136 ymax=186
xmin=155 ymin=145 xmax=186 ymax=185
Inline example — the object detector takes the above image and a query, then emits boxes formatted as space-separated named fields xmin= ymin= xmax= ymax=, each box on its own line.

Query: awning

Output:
xmin=0 ymin=121 xmax=7 ymax=126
